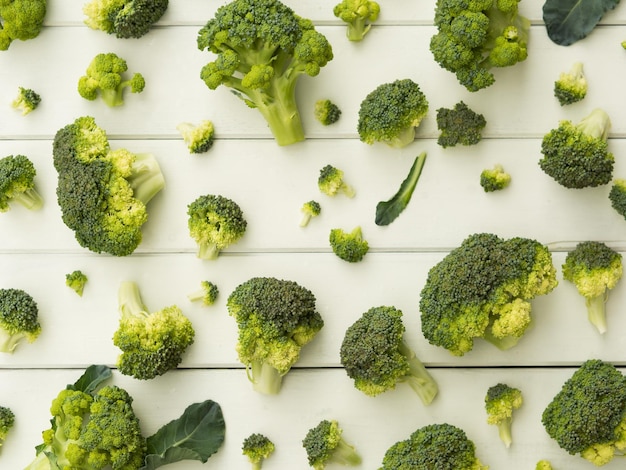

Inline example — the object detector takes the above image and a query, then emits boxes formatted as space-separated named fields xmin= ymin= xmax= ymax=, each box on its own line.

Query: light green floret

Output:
xmin=485 ymin=383 xmax=523 ymax=448
xmin=188 ymin=280 xmax=219 ymax=306
xmin=333 ymin=0 xmax=380 ymax=41
xmin=329 ymin=226 xmax=369 ymax=263
xmin=318 ymin=165 xmax=355 ymax=198
xmin=480 ymin=164 xmax=511 ymax=192
xmin=554 ymin=61 xmax=587 ymax=106
xmin=536 ymin=460 xmax=554 ymax=470
xmin=0 ymin=406 xmax=14 ymax=446
xmin=0 ymin=0 xmax=47 ymax=51
xmin=302 ymin=420 xmax=361 ymax=469
xmin=176 ymin=121 xmax=215 ymax=154
xmin=0 ymin=288 xmax=41 ymax=354
xmin=0 ymin=154 xmax=43 ymax=212
xmin=300 ymin=200 xmax=321 ymax=227
xmin=12 ymin=87 xmax=41 ymax=115
xmin=314 ymin=99 xmax=342 ymax=126
xmin=242 ymin=433 xmax=275 ymax=470
xmin=66 ymin=270 xmax=88 ymax=297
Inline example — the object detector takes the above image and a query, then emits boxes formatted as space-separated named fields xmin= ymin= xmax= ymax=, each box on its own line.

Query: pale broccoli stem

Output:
xmin=118 ymin=281 xmax=149 ymax=319
xmin=398 ymin=341 xmax=439 ymax=405
xmin=248 ymin=361 xmax=284 ymax=396
xmin=586 ymin=292 xmax=609 ymax=334
xmin=126 ymin=153 xmax=166 ymax=205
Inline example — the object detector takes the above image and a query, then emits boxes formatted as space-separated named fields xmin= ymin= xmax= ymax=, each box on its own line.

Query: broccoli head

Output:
xmin=242 ymin=433 xmax=275 ymax=469
xmin=187 ymin=280 xmax=219 ymax=306
xmin=187 ymin=194 xmax=247 ymax=260
xmin=0 ymin=406 xmax=14 ymax=447
xmin=0 ymin=0 xmax=47 ymax=50
xmin=314 ymin=99 xmax=342 ymax=126
xmin=176 ymin=120 xmax=215 ymax=154
xmin=0 ymin=154 xmax=43 ymax=212
xmin=53 ymin=116 xmax=165 ymax=256
xmin=318 ymin=165 xmax=355 ymax=198
xmin=302 ymin=419 xmax=361 ymax=469
xmin=197 ymin=0 xmax=334 ymax=146
xmin=357 ymin=79 xmax=429 ymax=148
xmin=340 ymin=305 xmax=439 ymax=405
xmin=542 ymin=359 xmax=626 ymax=466
xmin=66 ymin=270 xmax=88 ymax=297
xmin=113 ymin=281 xmax=195 ymax=380
xmin=83 ymin=0 xmax=168 ymax=39
xmin=539 ymin=108 xmax=614 ymax=189
xmin=0 ymin=288 xmax=41 ymax=353
xmin=562 ymin=241 xmax=623 ymax=334
xmin=12 ymin=87 xmax=41 ymax=115
xmin=300 ymin=200 xmax=321 ymax=227
xmin=329 ymin=226 xmax=369 ymax=263
xmin=419 ymin=232 xmax=558 ymax=355
xmin=226 ymin=277 xmax=324 ymax=394
xmin=554 ymin=61 xmax=587 ymax=106
xmin=333 ymin=0 xmax=380 ymax=42
xmin=485 ymin=383 xmax=523 ymax=448
xmin=436 ymin=101 xmax=486 ymax=148
xmin=480 ymin=164 xmax=511 ymax=192
xmin=609 ymin=179 xmax=626 ymax=221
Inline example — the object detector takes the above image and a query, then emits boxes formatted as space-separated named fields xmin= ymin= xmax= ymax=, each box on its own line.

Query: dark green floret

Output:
xmin=485 ymin=383 xmax=523 ymax=448
xmin=609 ymin=179 xmax=626 ymax=221
xmin=318 ymin=165 xmax=355 ymax=198
xmin=188 ymin=280 xmax=219 ymax=306
xmin=83 ymin=0 xmax=169 ymax=39
xmin=436 ymin=101 xmax=486 ymax=148
xmin=0 ymin=405 xmax=14 ymax=447
xmin=66 ymin=270 xmax=88 ymax=297
xmin=0 ymin=154 xmax=43 ymax=212
xmin=314 ymin=99 xmax=342 ymax=126
xmin=176 ymin=121 xmax=215 ymax=154
xmin=329 ymin=226 xmax=369 ymax=263
xmin=333 ymin=0 xmax=380 ymax=41
xmin=480 ymin=164 xmax=511 ymax=192
xmin=242 ymin=433 xmax=275 ymax=470
xmin=302 ymin=419 xmax=361 ymax=469
xmin=554 ymin=61 xmax=587 ymax=106
xmin=0 ymin=288 xmax=41 ymax=353
xmin=0 ymin=0 xmax=47 ymax=50
xmin=300 ymin=200 xmax=321 ymax=227
xmin=12 ymin=87 xmax=41 ymax=115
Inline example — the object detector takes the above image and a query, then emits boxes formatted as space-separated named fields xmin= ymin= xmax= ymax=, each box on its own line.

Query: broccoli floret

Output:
xmin=83 ymin=0 xmax=168 ymax=39
xmin=357 ymin=79 xmax=429 ymax=148
xmin=187 ymin=194 xmax=247 ymax=260
xmin=419 ymin=233 xmax=558 ymax=356
xmin=52 ymin=116 xmax=165 ymax=256
xmin=480 ymin=164 xmax=511 ymax=192
xmin=430 ymin=0 xmax=530 ymax=92
xmin=176 ymin=120 xmax=215 ymax=154
xmin=0 ymin=154 xmax=43 ymax=212
xmin=78 ymin=52 xmax=146 ymax=107
xmin=329 ymin=226 xmax=369 ymax=263
xmin=609 ymin=179 xmax=626 ymax=221
xmin=66 ymin=270 xmax=88 ymax=297
xmin=333 ymin=0 xmax=380 ymax=42
xmin=0 ymin=0 xmax=47 ymax=51
xmin=554 ymin=61 xmax=587 ymax=106
xmin=0 ymin=406 xmax=14 ymax=447
xmin=562 ymin=241 xmax=623 ymax=334
xmin=113 ymin=281 xmax=195 ymax=380
xmin=188 ymin=280 xmax=219 ymax=306
xmin=539 ymin=108 xmax=614 ymax=189
xmin=379 ymin=422 xmax=488 ymax=469
xmin=536 ymin=460 xmax=554 ymax=470
xmin=302 ymin=420 xmax=361 ymax=469
xmin=436 ymin=101 xmax=486 ymax=148
xmin=314 ymin=99 xmax=342 ymax=126
xmin=485 ymin=383 xmax=523 ymax=448
xmin=226 ymin=277 xmax=324 ymax=394
xmin=11 ymin=87 xmax=41 ymax=115
xmin=0 ymin=288 xmax=41 ymax=353
xmin=197 ymin=0 xmax=334 ymax=146
xmin=318 ymin=165 xmax=355 ymax=198
xmin=542 ymin=359 xmax=626 ymax=466
xmin=340 ymin=305 xmax=439 ymax=405
xmin=242 ymin=433 xmax=275 ymax=470
xmin=300 ymin=200 xmax=321 ymax=227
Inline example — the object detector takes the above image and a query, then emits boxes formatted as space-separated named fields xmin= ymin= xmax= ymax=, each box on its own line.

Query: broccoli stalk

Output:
xmin=397 ymin=340 xmax=439 ymax=405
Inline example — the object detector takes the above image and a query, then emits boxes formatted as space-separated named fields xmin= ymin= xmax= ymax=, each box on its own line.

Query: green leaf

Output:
xmin=68 ymin=364 xmax=112 ymax=393
xmin=543 ymin=0 xmax=621 ymax=46
xmin=375 ymin=152 xmax=427 ymax=226
xmin=141 ymin=400 xmax=226 ymax=469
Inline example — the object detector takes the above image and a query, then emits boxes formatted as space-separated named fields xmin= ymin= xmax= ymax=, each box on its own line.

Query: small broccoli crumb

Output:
xmin=177 ymin=121 xmax=215 ymax=154
xmin=480 ymin=164 xmax=511 ymax=192
xmin=12 ymin=87 xmax=41 ymax=115
xmin=242 ymin=433 xmax=275 ymax=469
xmin=318 ymin=165 xmax=355 ymax=198
xmin=436 ymin=101 xmax=486 ymax=148
xmin=300 ymin=200 xmax=321 ymax=227
xmin=314 ymin=99 xmax=342 ymax=126
xmin=188 ymin=280 xmax=219 ymax=306
xmin=66 ymin=270 xmax=88 ymax=297
xmin=329 ymin=226 xmax=369 ymax=263
xmin=554 ymin=62 xmax=587 ymax=106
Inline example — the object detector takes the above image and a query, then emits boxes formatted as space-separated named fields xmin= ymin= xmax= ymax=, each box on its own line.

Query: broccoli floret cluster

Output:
xmin=0 ymin=0 xmax=47 ymax=50
xmin=554 ymin=61 xmax=587 ymax=106
xmin=302 ymin=419 xmax=361 ymax=470
xmin=480 ymin=164 xmax=511 ymax=192
xmin=318 ymin=165 xmax=355 ymax=198
xmin=329 ymin=226 xmax=369 ymax=263
xmin=314 ymin=99 xmax=342 ymax=126
xmin=609 ymin=179 xmax=626 ymax=221
xmin=333 ymin=0 xmax=380 ymax=42
xmin=83 ymin=0 xmax=169 ymax=39
xmin=11 ymin=87 xmax=41 ymax=115
xmin=0 ymin=154 xmax=44 ymax=212
xmin=188 ymin=280 xmax=219 ymax=306
xmin=300 ymin=200 xmax=321 ymax=227
xmin=176 ymin=120 xmax=215 ymax=154
xmin=0 ymin=406 xmax=14 ymax=447
xmin=436 ymin=101 xmax=486 ymax=148
xmin=485 ymin=383 xmax=523 ymax=448
xmin=66 ymin=270 xmax=88 ymax=297
xmin=0 ymin=288 xmax=41 ymax=353
xmin=242 ymin=433 xmax=275 ymax=470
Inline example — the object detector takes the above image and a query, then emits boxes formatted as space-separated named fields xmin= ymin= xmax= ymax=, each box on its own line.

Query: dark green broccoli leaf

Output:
xmin=543 ymin=0 xmax=621 ymax=46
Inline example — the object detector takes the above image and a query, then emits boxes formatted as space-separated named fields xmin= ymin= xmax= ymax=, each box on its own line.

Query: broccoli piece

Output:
xmin=379 ymin=423 xmax=488 ymax=469
xmin=333 ymin=0 xmax=380 ymax=42
xmin=419 ymin=232 xmax=558 ymax=356
xmin=430 ymin=0 xmax=530 ymax=92
xmin=0 ymin=406 xmax=14 ymax=447
xmin=554 ymin=61 xmax=587 ymax=106
xmin=0 ymin=154 xmax=43 ymax=212
xmin=300 ymin=200 xmax=321 ymax=227
xmin=314 ymin=99 xmax=342 ymax=126
xmin=83 ymin=0 xmax=168 ymax=39
xmin=485 ymin=383 xmax=523 ymax=448
xmin=226 ymin=277 xmax=324 ymax=394
xmin=561 ymin=241 xmax=623 ymax=334
xmin=436 ymin=101 xmax=486 ymax=148
xmin=78 ymin=52 xmax=146 ymax=107
xmin=52 ymin=116 xmax=165 ymax=256
xmin=113 ymin=281 xmax=195 ymax=380
xmin=176 ymin=120 xmax=215 ymax=154
xmin=340 ymin=305 xmax=439 ymax=405
xmin=11 ymin=87 xmax=41 ymax=115
xmin=536 ymin=460 xmax=554 ymax=470
xmin=242 ymin=433 xmax=275 ymax=470
xmin=302 ymin=419 xmax=361 ymax=469
xmin=542 ymin=359 xmax=626 ymax=466
xmin=187 ymin=194 xmax=247 ymax=260
xmin=357 ymin=78 xmax=429 ymax=148
xmin=66 ymin=270 xmax=88 ymax=297
xmin=318 ymin=165 xmax=355 ymax=198
xmin=480 ymin=164 xmax=511 ymax=192
xmin=0 ymin=288 xmax=41 ymax=353
xmin=197 ymin=0 xmax=334 ymax=146
xmin=609 ymin=179 xmax=626 ymax=221
xmin=329 ymin=226 xmax=369 ymax=263
xmin=188 ymin=280 xmax=219 ymax=306
xmin=0 ymin=0 xmax=47 ymax=51
xmin=539 ymin=108 xmax=614 ymax=189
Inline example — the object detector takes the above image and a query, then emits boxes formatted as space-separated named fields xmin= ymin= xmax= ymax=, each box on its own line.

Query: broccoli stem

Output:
xmin=388 ymin=126 xmax=416 ymax=148
xmin=329 ymin=439 xmax=362 ymax=466
xmin=197 ymin=243 xmax=220 ymax=260
xmin=127 ymin=153 xmax=165 ymax=205
xmin=497 ymin=418 xmax=513 ymax=448
xmin=99 ymin=88 xmax=126 ymax=108
xmin=12 ymin=188 xmax=43 ymax=211
xmin=25 ymin=448 xmax=52 ymax=469
xmin=118 ymin=281 xmax=149 ymax=319
xmin=398 ymin=341 xmax=439 ymax=405
xmin=586 ymin=294 xmax=608 ymax=334
xmin=0 ymin=330 xmax=24 ymax=353
xmin=346 ymin=19 xmax=370 ymax=41
xmin=247 ymin=361 xmax=283 ymax=395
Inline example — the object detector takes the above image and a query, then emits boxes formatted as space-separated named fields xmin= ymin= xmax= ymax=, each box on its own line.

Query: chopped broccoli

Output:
xmin=187 ymin=194 xmax=247 ymax=260
xmin=188 ymin=280 xmax=219 ymax=306
xmin=430 ymin=0 xmax=530 ymax=92
xmin=197 ymin=0 xmax=334 ymax=146
xmin=302 ymin=419 xmax=361 ymax=469
xmin=318 ymin=165 xmax=355 ymax=198
xmin=485 ymin=383 xmax=523 ymax=448
xmin=11 ymin=87 xmax=41 ymax=115
xmin=379 ymin=423 xmax=488 ymax=469
xmin=419 ymin=233 xmax=558 ymax=356
xmin=562 ymin=241 xmax=623 ymax=334
xmin=542 ymin=359 xmax=626 ymax=466
xmin=114 ymin=281 xmax=195 ymax=380
xmin=78 ymin=52 xmax=146 ymax=107
xmin=176 ymin=120 xmax=215 ymax=154
xmin=329 ymin=226 xmax=369 ymax=263
xmin=333 ymin=0 xmax=380 ymax=42
xmin=554 ymin=61 xmax=587 ymax=106
xmin=357 ymin=78 xmax=429 ymax=148
xmin=0 ymin=406 xmax=14 ymax=447
xmin=300 ymin=200 xmax=321 ymax=227
xmin=0 ymin=154 xmax=43 ymax=212
xmin=539 ymin=108 xmax=614 ymax=189
xmin=0 ymin=0 xmax=46 ymax=50
xmin=314 ymin=99 xmax=342 ymax=126
xmin=66 ymin=270 xmax=88 ymax=297
xmin=83 ymin=0 xmax=169 ymax=39
xmin=226 ymin=277 xmax=324 ymax=394
xmin=536 ymin=460 xmax=554 ymax=470
xmin=480 ymin=164 xmax=511 ymax=192
xmin=0 ymin=288 xmax=41 ymax=353
xmin=242 ymin=433 xmax=275 ymax=470
xmin=340 ymin=305 xmax=439 ymax=404
xmin=436 ymin=101 xmax=486 ymax=148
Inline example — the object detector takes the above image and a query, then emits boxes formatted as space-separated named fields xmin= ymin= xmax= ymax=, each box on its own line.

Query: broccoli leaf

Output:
xmin=68 ymin=364 xmax=112 ymax=393
xmin=375 ymin=152 xmax=427 ymax=226
xmin=543 ymin=0 xmax=621 ymax=46
xmin=141 ymin=400 xmax=225 ymax=469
